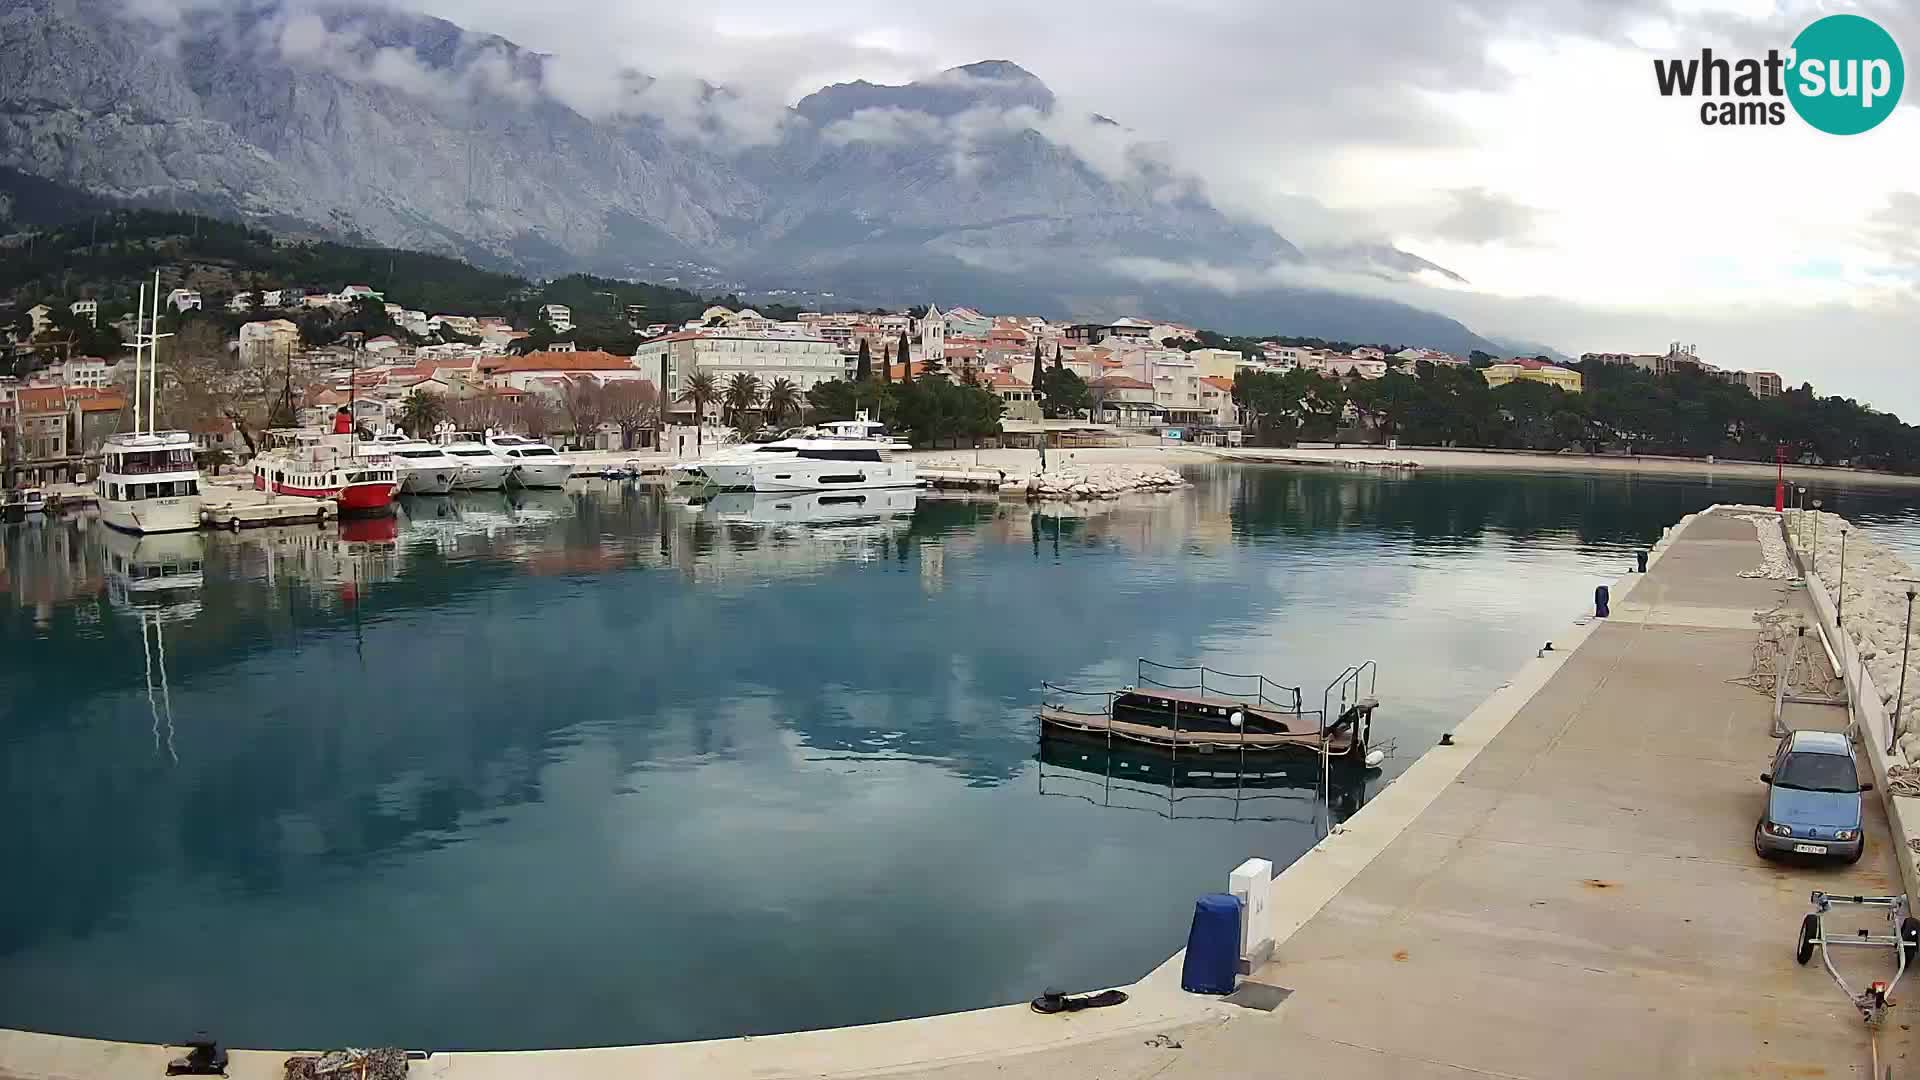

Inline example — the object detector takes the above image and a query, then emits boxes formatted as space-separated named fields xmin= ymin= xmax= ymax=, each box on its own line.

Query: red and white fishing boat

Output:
xmin=251 ymin=429 xmax=400 ymax=515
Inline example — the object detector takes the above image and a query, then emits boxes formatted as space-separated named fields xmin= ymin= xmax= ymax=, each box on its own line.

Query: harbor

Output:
xmin=5 ymin=472 xmax=1920 ymax=1076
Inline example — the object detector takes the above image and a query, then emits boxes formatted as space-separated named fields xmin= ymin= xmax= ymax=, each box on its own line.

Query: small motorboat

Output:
xmin=21 ymin=488 xmax=47 ymax=514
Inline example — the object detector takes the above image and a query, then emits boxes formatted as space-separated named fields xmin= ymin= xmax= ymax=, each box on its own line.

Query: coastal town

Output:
xmin=0 ymin=270 xmax=1804 ymax=491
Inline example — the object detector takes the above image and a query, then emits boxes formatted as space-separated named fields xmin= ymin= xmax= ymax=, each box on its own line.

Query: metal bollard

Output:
xmin=1595 ymin=585 xmax=1610 ymax=619
xmin=1636 ymin=550 xmax=1648 ymax=574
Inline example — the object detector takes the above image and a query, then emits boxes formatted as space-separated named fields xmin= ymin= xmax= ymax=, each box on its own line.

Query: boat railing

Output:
xmin=1320 ymin=660 xmax=1377 ymax=735
xmin=1135 ymin=658 xmax=1303 ymax=715
xmin=1039 ymin=682 xmax=1115 ymax=720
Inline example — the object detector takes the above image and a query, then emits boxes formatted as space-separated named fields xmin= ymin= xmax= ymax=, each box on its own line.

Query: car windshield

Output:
xmin=1776 ymin=751 xmax=1858 ymax=793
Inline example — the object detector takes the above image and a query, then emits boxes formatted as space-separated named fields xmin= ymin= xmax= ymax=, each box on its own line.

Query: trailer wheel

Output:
xmin=1901 ymin=917 xmax=1920 ymax=969
xmin=1797 ymin=914 xmax=1820 ymax=966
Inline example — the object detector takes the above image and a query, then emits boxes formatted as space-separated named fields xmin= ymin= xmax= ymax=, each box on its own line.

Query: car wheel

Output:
xmin=1754 ymin=822 xmax=1772 ymax=862
xmin=1798 ymin=913 xmax=1820 ymax=966
xmin=1901 ymin=917 xmax=1920 ymax=969
xmin=1845 ymin=843 xmax=1864 ymax=866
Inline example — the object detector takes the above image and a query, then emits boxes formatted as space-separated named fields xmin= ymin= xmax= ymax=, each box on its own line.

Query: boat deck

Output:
xmin=1038 ymin=705 xmax=1355 ymax=755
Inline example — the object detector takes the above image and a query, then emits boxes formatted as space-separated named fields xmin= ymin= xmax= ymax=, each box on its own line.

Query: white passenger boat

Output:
xmin=484 ymin=433 xmax=574 ymax=489
xmin=98 ymin=433 xmax=203 ymax=533
xmin=679 ymin=414 xmax=917 ymax=494
xmin=370 ymin=434 xmax=464 ymax=495
xmin=434 ymin=432 xmax=515 ymax=491
xmin=98 ymin=275 xmax=204 ymax=534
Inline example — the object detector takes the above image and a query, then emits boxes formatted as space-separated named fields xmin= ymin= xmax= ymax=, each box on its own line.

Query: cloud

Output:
xmin=1427 ymin=187 xmax=1542 ymax=247
xmin=1867 ymin=193 xmax=1920 ymax=267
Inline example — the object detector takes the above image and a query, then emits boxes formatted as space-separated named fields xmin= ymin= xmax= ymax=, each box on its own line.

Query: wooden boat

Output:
xmin=1038 ymin=659 xmax=1380 ymax=760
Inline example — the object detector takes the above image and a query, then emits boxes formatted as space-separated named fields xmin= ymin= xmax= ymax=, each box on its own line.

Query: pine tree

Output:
xmin=880 ymin=344 xmax=892 ymax=385
xmin=856 ymin=339 xmax=871 ymax=382
xmin=1031 ymin=342 xmax=1043 ymax=389
xmin=898 ymin=331 xmax=913 ymax=384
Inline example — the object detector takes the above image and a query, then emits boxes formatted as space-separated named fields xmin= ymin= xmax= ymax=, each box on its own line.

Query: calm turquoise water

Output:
xmin=4 ymin=465 xmax=1919 ymax=1050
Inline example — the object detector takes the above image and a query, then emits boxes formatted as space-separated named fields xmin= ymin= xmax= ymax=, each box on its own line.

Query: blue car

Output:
xmin=1755 ymin=730 xmax=1871 ymax=864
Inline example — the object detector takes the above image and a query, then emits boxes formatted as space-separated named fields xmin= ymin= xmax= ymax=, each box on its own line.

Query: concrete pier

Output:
xmin=2 ymin=507 xmax=1907 ymax=1079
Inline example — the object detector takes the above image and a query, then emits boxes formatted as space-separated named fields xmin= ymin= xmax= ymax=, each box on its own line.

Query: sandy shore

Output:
xmin=1219 ymin=446 xmax=1920 ymax=487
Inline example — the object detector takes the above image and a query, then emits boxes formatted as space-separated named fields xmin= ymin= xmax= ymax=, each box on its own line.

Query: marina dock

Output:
xmin=1 ymin=507 xmax=1909 ymax=1078
xmin=198 ymin=483 xmax=334 ymax=528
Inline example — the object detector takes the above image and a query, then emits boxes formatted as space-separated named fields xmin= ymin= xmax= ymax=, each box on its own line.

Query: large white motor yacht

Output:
xmin=370 ymin=434 xmax=464 ymax=495
xmin=689 ymin=416 xmax=917 ymax=493
xmin=485 ymin=433 xmax=574 ymax=489
xmin=434 ymin=432 xmax=514 ymax=491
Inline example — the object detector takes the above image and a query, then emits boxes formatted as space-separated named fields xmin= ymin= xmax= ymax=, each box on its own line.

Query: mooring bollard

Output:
xmin=1594 ymin=585 xmax=1610 ymax=618
xmin=1636 ymin=550 xmax=1648 ymax=574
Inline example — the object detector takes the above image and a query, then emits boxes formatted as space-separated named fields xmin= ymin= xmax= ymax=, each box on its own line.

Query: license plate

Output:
xmin=1794 ymin=843 xmax=1828 ymax=855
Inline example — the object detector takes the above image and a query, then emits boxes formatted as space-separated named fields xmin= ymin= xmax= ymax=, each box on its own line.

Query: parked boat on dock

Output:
xmin=681 ymin=414 xmax=918 ymax=494
xmin=485 ymin=433 xmax=575 ymax=488
xmin=98 ymin=272 xmax=205 ymax=534
xmin=1038 ymin=659 xmax=1383 ymax=761
xmin=370 ymin=434 xmax=464 ymax=495
xmin=251 ymin=430 xmax=400 ymax=515
xmin=435 ymin=432 xmax=515 ymax=491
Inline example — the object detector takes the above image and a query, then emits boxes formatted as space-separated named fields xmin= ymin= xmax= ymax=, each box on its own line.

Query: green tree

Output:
xmin=396 ymin=389 xmax=446 ymax=437
xmin=1037 ymin=367 xmax=1089 ymax=419
xmin=678 ymin=371 xmax=719 ymax=451
xmin=897 ymin=331 xmax=913 ymax=383
xmin=855 ymin=339 xmax=872 ymax=382
xmin=807 ymin=379 xmax=859 ymax=422
xmin=763 ymin=377 xmax=801 ymax=428
xmin=722 ymin=371 xmax=763 ymax=429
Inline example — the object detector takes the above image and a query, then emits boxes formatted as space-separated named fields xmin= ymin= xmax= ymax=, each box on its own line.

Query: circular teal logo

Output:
xmin=1787 ymin=15 xmax=1904 ymax=135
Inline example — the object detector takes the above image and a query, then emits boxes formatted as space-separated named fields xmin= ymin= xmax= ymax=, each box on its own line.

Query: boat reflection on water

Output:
xmin=683 ymin=488 xmax=917 ymax=528
xmin=210 ymin=518 xmax=402 ymax=596
xmin=100 ymin=528 xmax=209 ymax=763
xmin=1036 ymin=733 xmax=1370 ymax=826
xmin=102 ymin=527 xmax=206 ymax=622
xmin=505 ymin=487 xmax=574 ymax=524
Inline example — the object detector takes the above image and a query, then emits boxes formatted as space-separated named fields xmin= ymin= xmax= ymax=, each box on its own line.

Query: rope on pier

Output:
xmin=1729 ymin=606 xmax=1843 ymax=702
xmin=283 ymin=1048 xmax=408 ymax=1080
xmin=1887 ymin=764 xmax=1920 ymax=799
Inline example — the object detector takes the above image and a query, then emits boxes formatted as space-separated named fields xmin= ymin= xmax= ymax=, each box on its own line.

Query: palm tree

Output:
xmin=722 ymin=371 xmax=763 ymax=430
xmin=678 ymin=371 xmax=719 ymax=451
xmin=763 ymin=377 xmax=801 ymax=428
xmin=396 ymin=388 xmax=446 ymax=438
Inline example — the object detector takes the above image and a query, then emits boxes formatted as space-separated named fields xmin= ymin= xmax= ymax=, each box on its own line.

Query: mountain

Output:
xmin=0 ymin=0 xmax=1504 ymax=354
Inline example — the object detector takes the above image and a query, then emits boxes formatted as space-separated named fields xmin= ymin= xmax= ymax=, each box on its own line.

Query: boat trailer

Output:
xmin=1796 ymin=890 xmax=1920 ymax=1078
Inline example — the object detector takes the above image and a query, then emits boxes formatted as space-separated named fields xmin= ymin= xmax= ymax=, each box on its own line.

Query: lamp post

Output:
xmin=1811 ymin=499 xmax=1822 ymax=571
xmin=1838 ymin=529 xmax=1848 ymax=626
xmin=1896 ymin=585 xmax=1918 ymax=754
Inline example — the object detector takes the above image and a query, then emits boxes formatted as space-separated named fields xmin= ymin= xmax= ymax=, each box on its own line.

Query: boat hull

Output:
xmin=701 ymin=460 xmax=918 ymax=493
xmin=257 ymin=476 xmax=397 ymax=515
xmin=99 ymin=496 xmax=203 ymax=534
xmin=453 ymin=464 xmax=512 ymax=491
xmin=400 ymin=466 xmax=460 ymax=495
xmin=507 ymin=461 xmax=572 ymax=489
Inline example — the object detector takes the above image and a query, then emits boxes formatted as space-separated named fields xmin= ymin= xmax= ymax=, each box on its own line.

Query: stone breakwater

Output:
xmin=1006 ymin=465 xmax=1188 ymax=500
xmin=1782 ymin=507 xmax=1920 ymax=765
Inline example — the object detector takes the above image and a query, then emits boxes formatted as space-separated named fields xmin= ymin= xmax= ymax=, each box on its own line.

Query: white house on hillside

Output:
xmin=167 ymin=289 xmax=202 ymax=313
xmin=69 ymin=300 xmax=98 ymax=327
xmin=538 ymin=304 xmax=573 ymax=332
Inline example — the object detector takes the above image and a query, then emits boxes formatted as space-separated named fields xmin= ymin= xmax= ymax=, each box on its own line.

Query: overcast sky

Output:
xmin=391 ymin=0 xmax=1920 ymax=413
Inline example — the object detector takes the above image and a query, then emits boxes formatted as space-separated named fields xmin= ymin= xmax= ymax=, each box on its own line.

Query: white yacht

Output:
xmin=98 ymin=275 xmax=205 ymax=534
xmin=690 ymin=415 xmax=918 ymax=493
xmin=434 ymin=432 xmax=514 ymax=491
xmin=370 ymin=434 xmax=464 ymax=495
xmin=485 ymin=433 xmax=574 ymax=489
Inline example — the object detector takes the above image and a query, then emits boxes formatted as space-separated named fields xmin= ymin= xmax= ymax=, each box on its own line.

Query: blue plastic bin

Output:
xmin=1180 ymin=892 xmax=1242 ymax=994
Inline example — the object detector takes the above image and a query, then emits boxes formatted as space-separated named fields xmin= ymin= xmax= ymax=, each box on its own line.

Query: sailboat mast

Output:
xmin=132 ymin=282 xmax=145 ymax=435
xmin=148 ymin=271 xmax=160 ymax=433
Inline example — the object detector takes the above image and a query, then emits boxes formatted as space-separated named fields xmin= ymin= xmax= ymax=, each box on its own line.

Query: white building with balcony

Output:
xmin=634 ymin=329 xmax=844 ymax=424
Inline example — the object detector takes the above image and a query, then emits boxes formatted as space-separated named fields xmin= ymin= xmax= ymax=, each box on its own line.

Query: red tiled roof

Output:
xmin=1200 ymin=376 xmax=1235 ymax=390
xmin=986 ymin=373 xmax=1030 ymax=388
xmin=17 ymin=388 xmax=71 ymax=413
xmin=484 ymin=350 xmax=635 ymax=373
xmin=75 ymin=394 xmax=126 ymax=412
xmin=1089 ymin=376 xmax=1152 ymax=389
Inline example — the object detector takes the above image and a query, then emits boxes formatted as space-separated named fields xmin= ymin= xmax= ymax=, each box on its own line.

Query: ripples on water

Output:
xmin=2 ymin=465 xmax=1918 ymax=1050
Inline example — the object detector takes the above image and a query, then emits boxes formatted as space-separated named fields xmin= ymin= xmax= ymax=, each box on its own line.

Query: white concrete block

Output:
xmin=1230 ymin=857 xmax=1274 ymax=966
